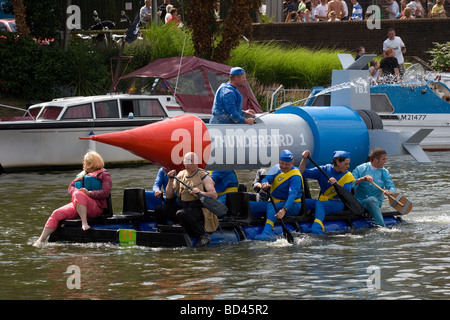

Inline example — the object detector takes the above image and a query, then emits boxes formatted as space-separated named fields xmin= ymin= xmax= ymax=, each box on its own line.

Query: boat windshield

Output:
xmin=37 ymin=106 xmax=63 ymax=119
xmin=28 ymin=107 xmax=42 ymax=118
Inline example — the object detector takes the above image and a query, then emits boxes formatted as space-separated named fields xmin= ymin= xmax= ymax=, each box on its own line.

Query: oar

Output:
xmin=265 ymin=190 xmax=294 ymax=244
xmin=307 ymin=156 xmax=366 ymax=216
xmin=370 ymin=181 xmax=413 ymax=215
xmin=172 ymin=176 xmax=228 ymax=217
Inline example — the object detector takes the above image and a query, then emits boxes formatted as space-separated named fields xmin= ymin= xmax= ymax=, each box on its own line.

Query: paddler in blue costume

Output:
xmin=210 ymin=170 xmax=239 ymax=205
xmin=352 ymin=148 xmax=396 ymax=227
xmin=210 ymin=67 xmax=256 ymax=125
xmin=299 ymin=150 xmax=355 ymax=234
xmin=255 ymin=149 xmax=303 ymax=241
xmin=153 ymin=167 xmax=169 ymax=199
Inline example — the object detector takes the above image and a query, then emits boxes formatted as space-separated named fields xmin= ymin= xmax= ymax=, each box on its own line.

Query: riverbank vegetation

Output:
xmin=0 ymin=24 xmax=344 ymax=109
xmin=2 ymin=24 xmax=448 ymax=115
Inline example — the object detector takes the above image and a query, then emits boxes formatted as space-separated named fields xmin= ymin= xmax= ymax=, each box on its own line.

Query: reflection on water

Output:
xmin=0 ymin=153 xmax=449 ymax=300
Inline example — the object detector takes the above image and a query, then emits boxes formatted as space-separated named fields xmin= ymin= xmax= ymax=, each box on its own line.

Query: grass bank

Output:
xmin=228 ymin=42 xmax=347 ymax=89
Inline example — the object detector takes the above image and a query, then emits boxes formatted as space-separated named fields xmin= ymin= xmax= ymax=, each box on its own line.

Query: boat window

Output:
xmin=311 ymin=94 xmax=331 ymax=106
xmin=137 ymin=99 xmax=166 ymax=117
xmin=120 ymin=100 xmax=134 ymax=117
xmin=28 ymin=107 xmax=42 ymax=118
xmin=0 ymin=22 xmax=8 ymax=32
xmin=61 ymin=103 xmax=93 ymax=119
xmin=168 ymin=70 xmax=209 ymax=96
xmin=206 ymin=71 xmax=228 ymax=94
xmin=370 ymin=94 xmax=394 ymax=113
xmin=38 ymin=106 xmax=63 ymax=119
xmin=95 ymin=100 xmax=119 ymax=118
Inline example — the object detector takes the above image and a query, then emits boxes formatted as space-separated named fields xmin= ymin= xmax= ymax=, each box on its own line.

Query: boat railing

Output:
xmin=0 ymin=104 xmax=36 ymax=121
xmin=266 ymin=87 xmax=311 ymax=111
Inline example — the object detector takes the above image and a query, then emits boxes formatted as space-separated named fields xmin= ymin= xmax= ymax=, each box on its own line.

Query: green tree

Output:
xmin=189 ymin=0 xmax=262 ymax=63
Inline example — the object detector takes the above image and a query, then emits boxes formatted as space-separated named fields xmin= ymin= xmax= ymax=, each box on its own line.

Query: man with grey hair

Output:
xmin=140 ymin=0 xmax=152 ymax=26
xmin=154 ymin=152 xmax=219 ymax=246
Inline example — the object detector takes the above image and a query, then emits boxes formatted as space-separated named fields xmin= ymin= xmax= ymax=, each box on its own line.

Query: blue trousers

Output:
xmin=305 ymin=199 xmax=344 ymax=233
xmin=266 ymin=201 xmax=302 ymax=225
xmin=360 ymin=196 xmax=385 ymax=226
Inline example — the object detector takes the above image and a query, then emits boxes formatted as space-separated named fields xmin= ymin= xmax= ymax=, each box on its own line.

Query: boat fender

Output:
xmin=443 ymin=95 xmax=450 ymax=103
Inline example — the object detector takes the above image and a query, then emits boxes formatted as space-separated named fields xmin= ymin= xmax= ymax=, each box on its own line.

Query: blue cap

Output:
xmin=280 ymin=149 xmax=294 ymax=162
xmin=333 ymin=150 xmax=351 ymax=158
xmin=230 ymin=67 xmax=245 ymax=75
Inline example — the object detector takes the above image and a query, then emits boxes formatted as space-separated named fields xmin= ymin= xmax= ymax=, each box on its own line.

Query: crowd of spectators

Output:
xmin=282 ymin=0 xmax=447 ymax=22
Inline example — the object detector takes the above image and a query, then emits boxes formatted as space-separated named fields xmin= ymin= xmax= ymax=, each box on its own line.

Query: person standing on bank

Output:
xmin=352 ymin=148 xmax=396 ymax=227
xmin=156 ymin=152 xmax=219 ymax=247
xmin=140 ymin=0 xmax=152 ymax=26
xmin=255 ymin=150 xmax=303 ymax=241
xmin=210 ymin=67 xmax=256 ymax=125
xmin=299 ymin=150 xmax=355 ymax=234
xmin=33 ymin=151 xmax=112 ymax=247
xmin=382 ymin=28 xmax=406 ymax=76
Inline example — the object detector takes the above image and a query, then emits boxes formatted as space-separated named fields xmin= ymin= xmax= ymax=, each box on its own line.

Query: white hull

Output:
xmin=1 ymin=125 xmax=150 ymax=171
xmin=0 ymin=94 xmax=212 ymax=172
xmin=380 ymin=113 xmax=450 ymax=151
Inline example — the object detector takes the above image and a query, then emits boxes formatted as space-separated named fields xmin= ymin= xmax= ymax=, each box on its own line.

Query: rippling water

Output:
xmin=1 ymin=153 xmax=449 ymax=300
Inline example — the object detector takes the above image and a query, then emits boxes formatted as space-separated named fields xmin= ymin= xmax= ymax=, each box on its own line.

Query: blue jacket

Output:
xmin=210 ymin=170 xmax=239 ymax=196
xmin=153 ymin=167 xmax=169 ymax=195
xmin=303 ymin=164 xmax=355 ymax=201
xmin=262 ymin=164 xmax=303 ymax=210
xmin=210 ymin=82 xmax=245 ymax=124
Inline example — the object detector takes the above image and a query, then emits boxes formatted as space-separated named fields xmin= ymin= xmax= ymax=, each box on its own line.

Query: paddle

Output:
xmin=369 ymin=181 xmax=413 ymax=215
xmin=172 ymin=175 xmax=228 ymax=217
xmin=307 ymin=156 xmax=366 ymax=216
xmin=265 ymin=190 xmax=294 ymax=244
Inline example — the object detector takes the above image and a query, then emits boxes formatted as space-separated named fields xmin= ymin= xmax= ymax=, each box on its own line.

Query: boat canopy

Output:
xmin=121 ymin=56 xmax=263 ymax=114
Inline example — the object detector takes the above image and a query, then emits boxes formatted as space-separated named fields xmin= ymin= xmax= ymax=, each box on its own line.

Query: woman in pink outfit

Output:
xmin=33 ymin=151 xmax=112 ymax=247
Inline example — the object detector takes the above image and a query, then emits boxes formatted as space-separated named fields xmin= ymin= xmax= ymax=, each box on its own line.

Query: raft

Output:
xmin=48 ymin=186 xmax=404 ymax=247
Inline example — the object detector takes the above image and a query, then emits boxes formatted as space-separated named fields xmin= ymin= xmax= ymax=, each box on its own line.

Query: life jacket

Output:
xmin=270 ymin=168 xmax=303 ymax=203
xmin=74 ymin=168 xmax=105 ymax=191
xmin=319 ymin=171 xmax=355 ymax=201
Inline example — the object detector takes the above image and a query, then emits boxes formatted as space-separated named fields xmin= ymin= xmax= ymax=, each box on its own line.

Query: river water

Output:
xmin=0 ymin=152 xmax=449 ymax=301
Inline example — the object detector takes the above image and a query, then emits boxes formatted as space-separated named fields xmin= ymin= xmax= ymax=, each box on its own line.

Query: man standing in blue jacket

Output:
xmin=352 ymin=148 xmax=396 ymax=227
xmin=210 ymin=67 xmax=255 ymax=125
xmin=255 ymin=149 xmax=303 ymax=241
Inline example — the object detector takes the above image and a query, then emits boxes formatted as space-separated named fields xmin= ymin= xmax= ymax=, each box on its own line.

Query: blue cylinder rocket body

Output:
xmin=205 ymin=106 xmax=369 ymax=170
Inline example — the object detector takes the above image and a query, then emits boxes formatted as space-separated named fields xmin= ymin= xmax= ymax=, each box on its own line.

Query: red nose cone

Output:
xmin=81 ymin=115 xmax=211 ymax=171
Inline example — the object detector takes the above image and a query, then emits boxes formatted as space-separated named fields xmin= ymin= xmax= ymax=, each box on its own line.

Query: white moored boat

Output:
xmin=0 ymin=94 xmax=208 ymax=172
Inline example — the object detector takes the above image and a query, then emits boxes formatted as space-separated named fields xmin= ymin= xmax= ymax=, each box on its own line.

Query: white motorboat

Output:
xmin=0 ymin=94 xmax=209 ymax=172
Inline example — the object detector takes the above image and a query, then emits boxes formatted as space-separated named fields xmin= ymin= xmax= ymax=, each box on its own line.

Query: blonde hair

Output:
xmin=83 ymin=151 xmax=105 ymax=172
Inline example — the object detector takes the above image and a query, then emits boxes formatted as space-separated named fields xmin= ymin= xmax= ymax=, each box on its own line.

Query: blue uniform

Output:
xmin=303 ymin=164 xmax=355 ymax=234
xmin=153 ymin=167 xmax=169 ymax=195
xmin=210 ymin=170 xmax=239 ymax=205
xmin=255 ymin=164 xmax=303 ymax=240
xmin=352 ymin=162 xmax=396 ymax=226
xmin=210 ymin=82 xmax=245 ymax=124
xmin=146 ymin=167 xmax=170 ymax=210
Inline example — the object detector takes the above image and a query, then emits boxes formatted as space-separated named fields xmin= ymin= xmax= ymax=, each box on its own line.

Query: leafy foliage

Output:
xmin=427 ymin=42 xmax=450 ymax=72
xmin=0 ymin=36 xmax=109 ymax=100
